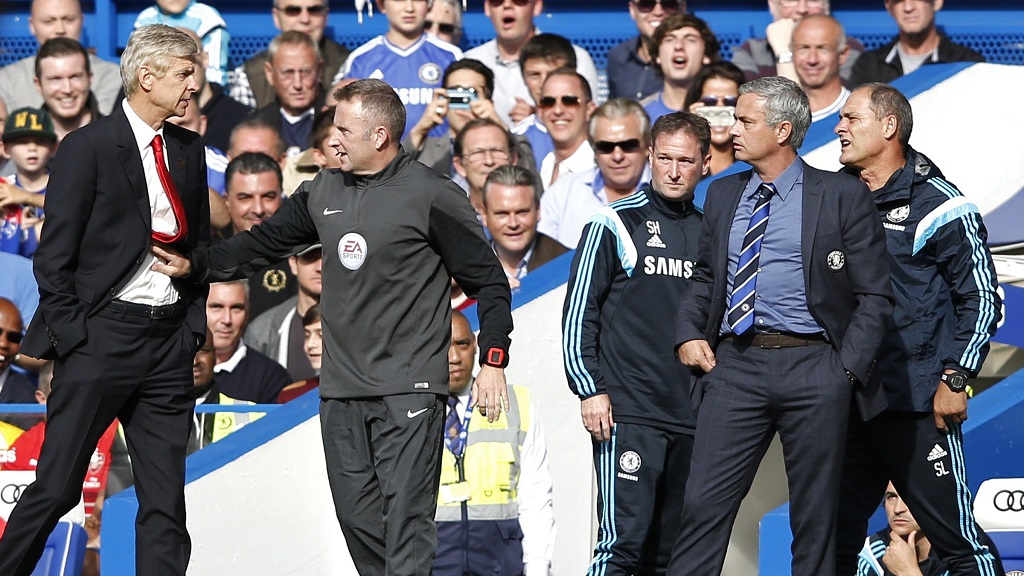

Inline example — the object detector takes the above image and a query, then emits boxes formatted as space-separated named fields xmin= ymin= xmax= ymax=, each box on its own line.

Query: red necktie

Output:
xmin=150 ymin=134 xmax=189 ymax=244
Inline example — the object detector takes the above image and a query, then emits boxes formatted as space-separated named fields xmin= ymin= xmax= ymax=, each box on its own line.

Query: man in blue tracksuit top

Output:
xmin=563 ymin=112 xmax=708 ymax=575
xmin=833 ymin=83 xmax=1003 ymax=576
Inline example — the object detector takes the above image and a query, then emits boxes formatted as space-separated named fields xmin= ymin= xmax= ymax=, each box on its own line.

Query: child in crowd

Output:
xmin=134 ymin=0 xmax=230 ymax=84
xmin=337 ymin=0 xmax=462 ymax=139
xmin=277 ymin=304 xmax=322 ymax=403
xmin=1 ymin=107 xmax=55 ymax=258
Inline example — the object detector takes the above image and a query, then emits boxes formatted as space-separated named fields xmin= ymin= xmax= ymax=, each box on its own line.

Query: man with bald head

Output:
xmin=0 ymin=298 xmax=38 ymax=423
xmin=792 ymin=14 xmax=850 ymax=122
xmin=732 ymin=0 xmax=863 ymax=84
xmin=0 ymin=0 xmax=121 ymax=115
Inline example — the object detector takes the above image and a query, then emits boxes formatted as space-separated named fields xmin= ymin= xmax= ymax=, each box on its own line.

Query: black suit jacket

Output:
xmin=21 ymin=102 xmax=210 ymax=360
xmin=675 ymin=160 xmax=894 ymax=419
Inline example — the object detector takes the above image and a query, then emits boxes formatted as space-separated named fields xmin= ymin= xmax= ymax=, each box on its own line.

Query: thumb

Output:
xmin=907 ymin=530 xmax=917 ymax=549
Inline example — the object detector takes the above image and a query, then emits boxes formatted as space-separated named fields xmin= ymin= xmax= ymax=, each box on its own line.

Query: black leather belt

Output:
xmin=104 ymin=299 xmax=187 ymax=320
xmin=723 ymin=331 xmax=828 ymax=349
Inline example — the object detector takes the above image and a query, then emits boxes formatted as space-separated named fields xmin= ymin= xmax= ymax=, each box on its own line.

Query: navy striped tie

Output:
xmin=727 ymin=183 xmax=776 ymax=334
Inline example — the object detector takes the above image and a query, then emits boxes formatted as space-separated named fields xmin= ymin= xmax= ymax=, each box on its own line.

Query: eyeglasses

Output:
xmin=278 ymin=4 xmax=327 ymax=16
xmin=1 ymin=329 xmax=23 ymax=344
xmin=272 ymin=67 xmax=318 ymax=81
xmin=594 ymin=139 xmax=643 ymax=155
xmin=464 ymin=148 xmax=511 ymax=163
xmin=538 ymin=95 xmax=583 ymax=109
xmin=486 ymin=0 xmax=532 ymax=6
xmin=425 ymin=20 xmax=458 ymax=36
xmin=698 ymin=95 xmax=738 ymax=107
xmin=632 ymin=0 xmax=682 ymax=13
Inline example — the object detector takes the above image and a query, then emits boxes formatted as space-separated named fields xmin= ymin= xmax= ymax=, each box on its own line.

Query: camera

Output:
xmin=446 ymin=87 xmax=478 ymax=110
xmin=695 ymin=106 xmax=735 ymax=128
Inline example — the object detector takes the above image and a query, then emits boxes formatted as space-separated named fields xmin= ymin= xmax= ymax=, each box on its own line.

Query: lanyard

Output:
xmin=443 ymin=393 xmax=473 ymax=459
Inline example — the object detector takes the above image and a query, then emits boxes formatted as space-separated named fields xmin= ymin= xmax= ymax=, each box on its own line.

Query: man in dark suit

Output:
xmin=668 ymin=76 xmax=894 ymax=576
xmin=0 ymin=25 xmax=209 ymax=576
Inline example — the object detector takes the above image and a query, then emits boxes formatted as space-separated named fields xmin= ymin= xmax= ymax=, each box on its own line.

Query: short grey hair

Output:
xmin=858 ymin=82 xmax=914 ymax=149
xmin=212 ymin=279 xmax=251 ymax=306
xmin=267 ymin=30 xmax=322 ymax=63
xmin=482 ymin=165 xmax=542 ymax=209
xmin=739 ymin=76 xmax=811 ymax=150
xmin=588 ymin=98 xmax=651 ymax=146
xmin=121 ymin=25 xmax=200 ymax=98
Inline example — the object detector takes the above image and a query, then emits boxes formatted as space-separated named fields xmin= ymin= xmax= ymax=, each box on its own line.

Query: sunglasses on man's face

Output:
xmin=538 ymin=95 xmax=583 ymax=109
xmin=1 ymin=329 xmax=23 ymax=344
xmin=425 ymin=20 xmax=458 ymax=35
xmin=594 ymin=139 xmax=643 ymax=155
xmin=632 ymin=0 xmax=682 ymax=14
xmin=278 ymin=4 xmax=327 ymax=16
xmin=698 ymin=95 xmax=739 ymax=107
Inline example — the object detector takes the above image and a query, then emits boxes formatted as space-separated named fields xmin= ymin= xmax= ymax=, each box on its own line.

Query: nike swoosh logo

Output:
xmin=323 ymin=208 xmax=344 ymax=215
xmin=407 ymin=408 xmax=429 ymax=418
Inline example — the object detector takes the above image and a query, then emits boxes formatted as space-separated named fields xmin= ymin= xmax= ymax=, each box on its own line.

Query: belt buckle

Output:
xmin=149 ymin=306 xmax=160 ymax=319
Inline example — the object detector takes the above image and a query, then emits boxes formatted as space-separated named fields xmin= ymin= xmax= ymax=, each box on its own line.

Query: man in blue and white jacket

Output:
xmin=834 ymin=83 xmax=1003 ymax=576
xmin=563 ymin=112 xmax=708 ymax=575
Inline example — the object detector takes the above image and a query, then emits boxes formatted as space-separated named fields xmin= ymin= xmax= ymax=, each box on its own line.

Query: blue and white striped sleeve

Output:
xmin=920 ymin=178 xmax=1001 ymax=375
xmin=561 ymin=208 xmax=637 ymax=399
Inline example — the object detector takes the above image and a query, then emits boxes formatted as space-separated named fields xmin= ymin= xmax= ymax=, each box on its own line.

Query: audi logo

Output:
xmin=993 ymin=490 xmax=1024 ymax=512
xmin=1 ymin=483 xmax=29 ymax=504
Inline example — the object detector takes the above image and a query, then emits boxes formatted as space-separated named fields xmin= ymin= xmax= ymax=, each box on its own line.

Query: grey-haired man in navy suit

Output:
xmin=669 ymin=76 xmax=893 ymax=576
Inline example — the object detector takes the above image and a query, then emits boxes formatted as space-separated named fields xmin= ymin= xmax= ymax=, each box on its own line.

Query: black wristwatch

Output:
xmin=942 ymin=370 xmax=969 ymax=393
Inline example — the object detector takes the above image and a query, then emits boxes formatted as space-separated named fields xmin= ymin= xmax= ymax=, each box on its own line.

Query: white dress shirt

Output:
xmin=539 ymin=164 xmax=652 ymax=249
xmin=539 ymin=140 xmax=595 ymax=190
xmin=116 ymin=99 xmax=181 ymax=306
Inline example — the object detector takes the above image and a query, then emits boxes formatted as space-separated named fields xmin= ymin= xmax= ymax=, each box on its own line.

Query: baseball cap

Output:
xmin=294 ymin=243 xmax=323 ymax=257
xmin=2 ymin=107 xmax=57 ymax=144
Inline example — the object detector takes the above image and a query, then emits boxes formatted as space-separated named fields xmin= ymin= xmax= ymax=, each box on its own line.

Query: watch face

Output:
xmin=944 ymin=373 xmax=968 ymax=391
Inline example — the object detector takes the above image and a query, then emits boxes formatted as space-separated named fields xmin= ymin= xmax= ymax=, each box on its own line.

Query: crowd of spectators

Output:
xmin=0 ymin=0 xmax=997 ymax=572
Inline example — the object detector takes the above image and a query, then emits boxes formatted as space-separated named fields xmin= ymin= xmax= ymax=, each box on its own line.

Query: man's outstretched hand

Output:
xmin=151 ymin=244 xmax=192 ymax=278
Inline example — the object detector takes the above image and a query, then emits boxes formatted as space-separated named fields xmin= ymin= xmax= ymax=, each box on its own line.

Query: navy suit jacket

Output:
xmin=21 ymin=102 xmax=210 ymax=360
xmin=676 ymin=159 xmax=894 ymax=420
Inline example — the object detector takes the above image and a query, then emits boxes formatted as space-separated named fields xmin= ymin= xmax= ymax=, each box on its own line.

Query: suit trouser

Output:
xmin=588 ymin=422 xmax=693 ymax=576
xmin=835 ymin=411 xmax=1004 ymax=576
xmin=320 ymin=393 xmax=445 ymax=576
xmin=667 ymin=340 xmax=851 ymax=576
xmin=0 ymin=306 xmax=194 ymax=576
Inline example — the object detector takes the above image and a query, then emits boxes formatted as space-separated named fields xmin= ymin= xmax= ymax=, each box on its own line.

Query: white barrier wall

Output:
xmin=177 ymin=272 xmax=789 ymax=575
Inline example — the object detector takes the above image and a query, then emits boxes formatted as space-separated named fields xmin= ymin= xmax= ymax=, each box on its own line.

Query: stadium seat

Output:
xmin=30 ymin=520 xmax=88 ymax=576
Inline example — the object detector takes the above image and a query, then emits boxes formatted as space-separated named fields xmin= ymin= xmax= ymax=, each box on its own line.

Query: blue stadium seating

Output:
xmin=32 ymin=521 xmax=88 ymax=576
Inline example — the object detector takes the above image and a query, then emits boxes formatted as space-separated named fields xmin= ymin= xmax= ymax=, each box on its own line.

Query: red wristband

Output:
xmin=483 ymin=347 xmax=507 ymax=368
